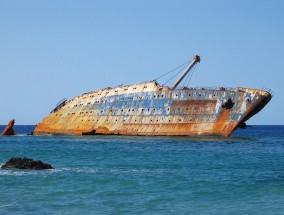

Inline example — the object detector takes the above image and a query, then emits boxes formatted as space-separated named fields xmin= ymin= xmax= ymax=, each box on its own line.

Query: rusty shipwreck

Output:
xmin=33 ymin=55 xmax=272 ymax=137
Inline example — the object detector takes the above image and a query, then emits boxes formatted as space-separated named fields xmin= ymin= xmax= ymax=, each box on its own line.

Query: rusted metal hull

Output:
xmin=33 ymin=81 xmax=272 ymax=137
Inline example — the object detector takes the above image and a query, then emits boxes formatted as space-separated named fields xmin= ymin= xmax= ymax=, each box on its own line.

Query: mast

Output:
xmin=172 ymin=55 xmax=200 ymax=90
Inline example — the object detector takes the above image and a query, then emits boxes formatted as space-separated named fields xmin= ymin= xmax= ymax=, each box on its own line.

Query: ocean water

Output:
xmin=0 ymin=125 xmax=284 ymax=214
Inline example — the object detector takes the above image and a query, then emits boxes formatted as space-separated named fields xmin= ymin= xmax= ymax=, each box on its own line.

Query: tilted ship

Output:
xmin=33 ymin=55 xmax=272 ymax=137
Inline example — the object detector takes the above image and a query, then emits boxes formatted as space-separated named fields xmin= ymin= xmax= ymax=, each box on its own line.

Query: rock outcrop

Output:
xmin=1 ymin=157 xmax=53 ymax=170
xmin=1 ymin=119 xmax=16 ymax=136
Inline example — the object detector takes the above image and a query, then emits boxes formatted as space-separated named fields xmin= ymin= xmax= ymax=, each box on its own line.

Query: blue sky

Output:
xmin=0 ymin=0 xmax=283 ymax=125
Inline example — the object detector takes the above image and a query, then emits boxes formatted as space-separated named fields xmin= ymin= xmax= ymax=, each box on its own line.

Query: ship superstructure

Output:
xmin=33 ymin=55 xmax=272 ymax=136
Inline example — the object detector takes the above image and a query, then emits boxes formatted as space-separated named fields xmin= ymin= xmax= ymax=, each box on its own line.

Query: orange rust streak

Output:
xmin=213 ymin=109 xmax=230 ymax=134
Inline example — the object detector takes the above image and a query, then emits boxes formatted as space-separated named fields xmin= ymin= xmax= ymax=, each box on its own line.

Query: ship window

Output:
xmin=148 ymin=108 xmax=150 ymax=111
xmin=121 ymin=109 xmax=123 ymax=112
xmin=128 ymin=109 xmax=131 ymax=112
xmin=176 ymin=94 xmax=178 ymax=97
xmin=161 ymin=95 xmax=164 ymax=97
xmin=178 ymin=108 xmax=180 ymax=111
xmin=142 ymin=109 xmax=144 ymax=112
xmin=169 ymin=120 xmax=171 ymax=122
xmin=154 ymin=95 xmax=156 ymax=98
xmin=199 ymin=94 xmax=201 ymax=96
xmin=247 ymin=99 xmax=250 ymax=103
xmin=132 ymin=109 xmax=134 ymax=111
xmin=189 ymin=94 xmax=191 ymax=96
xmin=167 ymin=108 xmax=170 ymax=111
xmin=157 ymin=95 xmax=160 ymax=98
xmin=144 ymin=86 xmax=147 ymax=88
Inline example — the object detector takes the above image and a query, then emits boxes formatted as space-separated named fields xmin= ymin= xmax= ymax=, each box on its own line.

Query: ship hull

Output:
xmin=33 ymin=82 xmax=272 ymax=137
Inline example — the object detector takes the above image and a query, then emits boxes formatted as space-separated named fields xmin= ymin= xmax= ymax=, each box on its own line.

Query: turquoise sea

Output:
xmin=0 ymin=125 xmax=284 ymax=214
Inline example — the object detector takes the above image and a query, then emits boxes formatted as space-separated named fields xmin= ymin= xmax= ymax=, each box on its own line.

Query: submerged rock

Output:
xmin=1 ymin=157 xmax=53 ymax=170
xmin=1 ymin=119 xmax=16 ymax=136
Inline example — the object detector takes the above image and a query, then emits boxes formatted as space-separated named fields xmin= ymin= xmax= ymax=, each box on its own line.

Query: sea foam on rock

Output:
xmin=1 ymin=157 xmax=53 ymax=170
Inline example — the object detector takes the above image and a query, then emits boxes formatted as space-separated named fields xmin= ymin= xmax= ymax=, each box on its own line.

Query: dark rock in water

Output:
xmin=1 ymin=119 xmax=16 ymax=136
xmin=1 ymin=157 xmax=53 ymax=170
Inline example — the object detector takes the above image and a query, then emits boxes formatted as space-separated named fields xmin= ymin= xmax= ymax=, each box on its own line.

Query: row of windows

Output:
xmin=69 ymin=116 xmax=216 ymax=123
xmin=69 ymin=93 xmax=220 ymax=108
xmin=57 ymin=106 xmax=212 ymax=117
